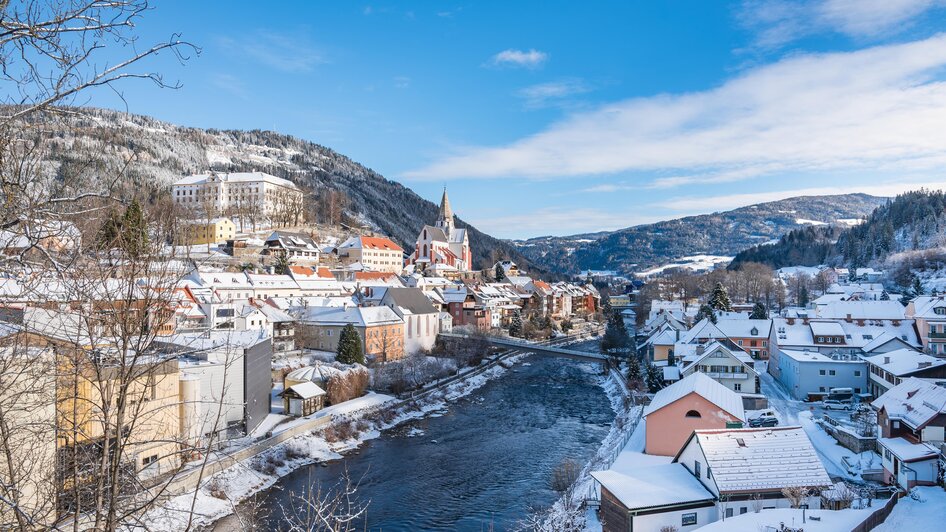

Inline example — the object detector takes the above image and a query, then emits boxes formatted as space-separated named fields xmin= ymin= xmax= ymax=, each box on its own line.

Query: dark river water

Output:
xmin=216 ymin=347 xmax=614 ymax=531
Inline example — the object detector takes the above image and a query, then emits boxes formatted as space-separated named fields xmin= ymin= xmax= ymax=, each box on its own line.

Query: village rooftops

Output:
xmin=907 ymin=295 xmax=946 ymax=319
xmin=773 ymin=317 xmax=919 ymax=350
xmin=675 ymin=427 xmax=831 ymax=494
xmin=644 ymin=372 xmax=745 ymax=420
xmin=808 ymin=320 xmax=846 ymax=337
xmin=871 ymin=377 xmax=946 ymax=430
xmin=382 ymin=287 xmax=438 ymax=315
xmin=863 ymin=349 xmax=946 ymax=377
xmin=591 ymin=464 xmax=714 ymax=511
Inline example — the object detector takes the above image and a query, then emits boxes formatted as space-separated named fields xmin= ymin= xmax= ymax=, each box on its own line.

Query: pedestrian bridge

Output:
xmin=439 ymin=332 xmax=611 ymax=363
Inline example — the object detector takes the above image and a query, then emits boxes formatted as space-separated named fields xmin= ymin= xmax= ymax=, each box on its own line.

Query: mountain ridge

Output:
xmin=512 ymin=193 xmax=888 ymax=274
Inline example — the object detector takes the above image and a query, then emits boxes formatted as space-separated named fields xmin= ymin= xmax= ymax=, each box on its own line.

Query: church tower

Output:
xmin=435 ymin=187 xmax=455 ymax=237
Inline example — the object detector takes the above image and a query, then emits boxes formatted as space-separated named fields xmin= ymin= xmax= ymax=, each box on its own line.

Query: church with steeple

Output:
xmin=408 ymin=188 xmax=472 ymax=275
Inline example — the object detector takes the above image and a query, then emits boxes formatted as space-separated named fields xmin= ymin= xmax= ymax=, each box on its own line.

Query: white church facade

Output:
xmin=408 ymin=189 xmax=472 ymax=276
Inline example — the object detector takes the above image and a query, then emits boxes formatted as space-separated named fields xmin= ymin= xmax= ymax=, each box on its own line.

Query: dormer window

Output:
xmin=935 ymin=307 xmax=946 ymax=316
xmin=750 ymin=327 xmax=758 ymax=336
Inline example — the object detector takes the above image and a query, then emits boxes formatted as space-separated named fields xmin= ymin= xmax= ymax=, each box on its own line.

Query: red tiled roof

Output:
xmin=316 ymin=267 xmax=335 ymax=279
xmin=355 ymin=271 xmax=395 ymax=281
xmin=289 ymin=265 xmax=313 ymax=276
xmin=361 ymin=236 xmax=403 ymax=252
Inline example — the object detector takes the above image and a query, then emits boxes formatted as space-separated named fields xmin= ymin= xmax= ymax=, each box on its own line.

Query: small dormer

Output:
xmin=750 ymin=327 xmax=758 ymax=336
xmin=934 ymin=307 xmax=946 ymax=316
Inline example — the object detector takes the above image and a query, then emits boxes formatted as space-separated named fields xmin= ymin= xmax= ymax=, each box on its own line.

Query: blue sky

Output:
xmin=88 ymin=1 xmax=946 ymax=239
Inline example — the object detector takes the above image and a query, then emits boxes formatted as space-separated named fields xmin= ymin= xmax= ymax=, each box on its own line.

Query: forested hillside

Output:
xmin=729 ymin=190 xmax=946 ymax=288
xmin=23 ymin=107 xmax=543 ymax=274
xmin=515 ymin=194 xmax=885 ymax=274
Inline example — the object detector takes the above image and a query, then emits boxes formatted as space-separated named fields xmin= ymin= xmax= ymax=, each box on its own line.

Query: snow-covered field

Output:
xmin=638 ymin=254 xmax=733 ymax=277
xmin=696 ymin=506 xmax=875 ymax=531
xmin=873 ymin=487 xmax=946 ymax=531
xmin=796 ymin=218 xmax=828 ymax=225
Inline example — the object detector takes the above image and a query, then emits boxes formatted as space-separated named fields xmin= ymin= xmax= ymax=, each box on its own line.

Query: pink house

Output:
xmin=644 ymin=372 xmax=746 ymax=456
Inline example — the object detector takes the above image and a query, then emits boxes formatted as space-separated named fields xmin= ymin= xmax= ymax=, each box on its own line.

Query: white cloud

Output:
xmin=218 ymin=31 xmax=325 ymax=73
xmin=740 ymin=0 xmax=945 ymax=48
xmin=393 ymin=76 xmax=411 ymax=89
xmin=517 ymin=79 xmax=591 ymax=108
xmin=469 ymin=208 xmax=662 ymax=239
xmin=657 ymin=180 xmax=946 ymax=212
xmin=406 ymin=35 xmax=946 ymax=186
xmin=490 ymin=48 xmax=548 ymax=69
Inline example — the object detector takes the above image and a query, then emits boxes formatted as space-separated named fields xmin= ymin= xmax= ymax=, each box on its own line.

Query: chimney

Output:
xmin=884 ymin=356 xmax=891 ymax=364
xmin=787 ymin=317 xmax=796 ymax=325
xmin=696 ymin=344 xmax=705 ymax=355
xmin=845 ymin=313 xmax=853 ymax=323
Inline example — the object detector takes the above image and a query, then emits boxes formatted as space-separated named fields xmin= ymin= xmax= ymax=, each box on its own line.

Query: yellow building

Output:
xmin=182 ymin=217 xmax=236 ymax=245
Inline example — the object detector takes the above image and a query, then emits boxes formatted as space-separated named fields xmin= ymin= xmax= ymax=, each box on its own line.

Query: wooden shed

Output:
xmin=279 ymin=381 xmax=327 ymax=417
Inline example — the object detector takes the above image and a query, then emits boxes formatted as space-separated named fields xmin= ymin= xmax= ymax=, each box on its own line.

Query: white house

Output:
xmin=672 ymin=427 xmax=832 ymax=517
xmin=380 ymin=287 xmax=442 ymax=354
xmin=677 ymin=341 xmax=760 ymax=394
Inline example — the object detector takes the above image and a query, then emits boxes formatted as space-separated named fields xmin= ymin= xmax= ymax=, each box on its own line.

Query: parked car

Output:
xmin=747 ymin=410 xmax=779 ymax=427
xmin=823 ymin=399 xmax=852 ymax=411
xmin=749 ymin=415 xmax=779 ymax=427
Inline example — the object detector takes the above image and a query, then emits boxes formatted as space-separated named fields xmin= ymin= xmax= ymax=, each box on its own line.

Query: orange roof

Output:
xmin=361 ymin=236 xmax=403 ymax=252
xmin=355 ymin=271 xmax=395 ymax=281
xmin=534 ymin=280 xmax=552 ymax=290
xmin=316 ymin=267 xmax=335 ymax=279
xmin=289 ymin=265 xmax=313 ymax=276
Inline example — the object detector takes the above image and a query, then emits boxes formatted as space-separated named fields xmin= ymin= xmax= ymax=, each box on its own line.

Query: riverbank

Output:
xmin=145 ymin=351 xmax=531 ymax=531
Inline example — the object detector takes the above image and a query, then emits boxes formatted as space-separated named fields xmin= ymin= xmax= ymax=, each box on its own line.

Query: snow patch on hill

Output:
xmin=796 ymin=218 xmax=827 ymax=225
xmin=637 ymin=254 xmax=732 ymax=277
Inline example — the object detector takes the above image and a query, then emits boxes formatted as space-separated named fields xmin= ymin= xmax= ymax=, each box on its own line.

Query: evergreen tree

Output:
xmin=645 ymin=362 xmax=665 ymax=393
xmin=666 ymin=349 xmax=676 ymax=367
xmin=626 ymin=356 xmax=644 ymax=391
xmin=913 ymin=276 xmax=924 ymax=297
xmin=799 ymin=286 xmax=810 ymax=307
xmin=880 ymin=290 xmax=890 ymax=301
xmin=601 ymin=298 xmax=630 ymax=352
xmin=97 ymin=209 xmax=123 ymax=249
xmin=273 ymin=253 xmax=291 ymax=275
xmin=749 ymin=301 xmax=768 ymax=320
xmin=336 ymin=324 xmax=365 ymax=365
xmin=508 ymin=311 xmax=523 ymax=337
xmin=494 ymin=262 xmax=506 ymax=282
xmin=120 ymin=199 xmax=149 ymax=258
xmin=695 ymin=304 xmax=717 ymax=324
xmin=708 ymin=282 xmax=733 ymax=312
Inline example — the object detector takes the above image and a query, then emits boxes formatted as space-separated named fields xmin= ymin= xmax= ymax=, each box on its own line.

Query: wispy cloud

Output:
xmin=517 ymin=79 xmax=591 ymax=109
xmin=210 ymin=73 xmax=250 ymax=99
xmin=406 ymin=35 xmax=946 ymax=186
xmin=470 ymin=208 xmax=661 ymax=239
xmin=218 ymin=31 xmax=326 ymax=73
xmin=658 ymin=180 xmax=946 ymax=212
xmin=739 ymin=0 xmax=946 ymax=48
xmin=393 ymin=76 xmax=411 ymax=89
xmin=489 ymin=48 xmax=548 ymax=69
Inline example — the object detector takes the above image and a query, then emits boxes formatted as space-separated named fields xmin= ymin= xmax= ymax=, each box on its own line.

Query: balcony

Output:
xmin=928 ymin=332 xmax=946 ymax=339
xmin=702 ymin=371 xmax=751 ymax=380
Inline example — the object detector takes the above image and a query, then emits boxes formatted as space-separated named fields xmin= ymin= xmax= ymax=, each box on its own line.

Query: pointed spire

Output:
xmin=439 ymin=187 xmax=453 ymax=221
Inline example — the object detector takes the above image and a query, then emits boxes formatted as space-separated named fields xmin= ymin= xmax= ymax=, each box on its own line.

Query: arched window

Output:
xmin=423 ymin=244 xmax=428 ymax=257
xmin=685 ymin=410 xmax=702 ymax=418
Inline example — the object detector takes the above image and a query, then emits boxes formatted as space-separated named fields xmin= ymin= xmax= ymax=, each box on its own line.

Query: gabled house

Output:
xmin=672 ymin=427 xmax=832 ymax=516
xmin=336 ymin=235 xmax=404 ymax=274
xmin=381 ymin=287 xmax=441 ymax=354
xmin=680 ymin=318 xmax=774 ymax=360
xmin=678 ymin=342 xmax=759 ymax=394
xmin=871 ymin=377 xmax=946 ymax=490
xmin=906 ymin=295 xmax=946 ymax=354
xmin=776 ymin=349 xmax=866 ymax=400
xmin=261 ymin=230 xmax=321 ymax=265
xmin=643 ymin=373 xmax=746 ymax=456
xmin=591 ymin=464 xmax=716 ymax=532
xmin=863 ymin=348 xmax=946 ymax=397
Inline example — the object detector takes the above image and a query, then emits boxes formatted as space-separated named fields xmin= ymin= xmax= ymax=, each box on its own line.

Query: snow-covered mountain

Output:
xmin=512 ymin=194 xmax=887 ymax=275
xmin=24 ymin=107 xmax=544 ymax=274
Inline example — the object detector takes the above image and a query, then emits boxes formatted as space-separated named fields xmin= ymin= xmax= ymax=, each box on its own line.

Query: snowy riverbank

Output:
xmin=144 ymin=353 xmax=530 ymax=530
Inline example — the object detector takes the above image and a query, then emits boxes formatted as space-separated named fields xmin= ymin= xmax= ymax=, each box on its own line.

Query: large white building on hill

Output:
xmin=172 ymin=171 xmax=303 ymax=222
xmin=408 ymin=188 xmax=472 ymax=274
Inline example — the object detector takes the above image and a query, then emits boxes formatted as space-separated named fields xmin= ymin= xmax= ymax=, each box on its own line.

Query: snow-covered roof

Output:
xmin=779 ymin=349 xmax=863 ymax=364
xmin=809 ymin=321 xmax=845 ymax=337
xmin=283 ymin=381 xmax=326 ymax=399
xmin=871 ymin=377 xmax=946 ymax=430
xmin=817 ymin=301 xmax=906 ymax=320
xmin=681 ymin=342 xmax=757 ymax=373
xmin=174 ymin=171 xmax=298 ymax=189
xmin=878 ymin=437 xmax=939 ymax=463
xmin=863 ymin=349 xmax=945 ymax=377
xmin=300 ymin=305 xmax=403 ymax=327
xmin=908 ymin=295 xmax=946 ymax=319
xmin=591 ymin=464 xmax=714 ymax=510
xmin=645 ymin=372 xmax=745 ymax=420
xmin=773 ymin=317 xmax=920 ymax=350
xmin=662 ymin=366 xmax=682 ymax=381
xmin=286 ymin=364 xmax=342 ymax=383
xmin=681 ymin=427 xmax=832 ymax=493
